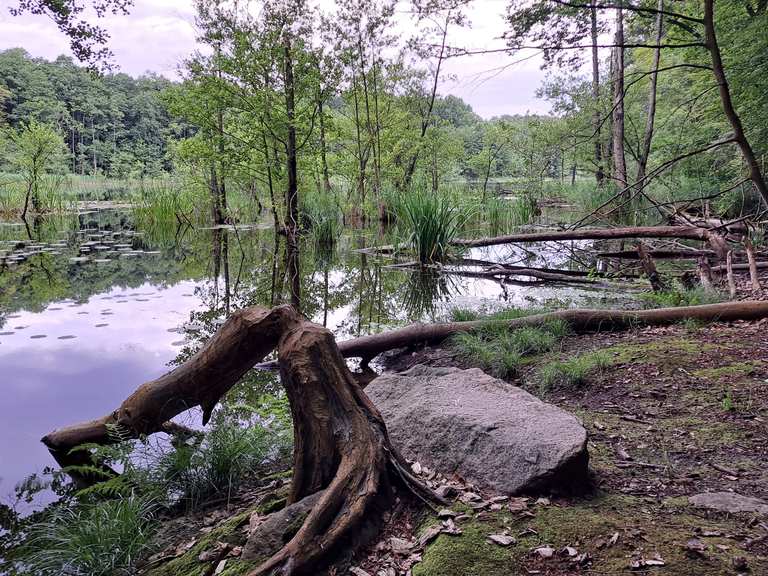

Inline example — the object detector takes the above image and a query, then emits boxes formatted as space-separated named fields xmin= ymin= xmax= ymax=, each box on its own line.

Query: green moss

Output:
xmin=602 ymin=337 xmax=710 ymax=365
xmin=413 ymin=518 xmax=522 ymax=576
xmin=415 ymin=494 xmax=768 ymax=576
xmin=693 ymin=361 xmax=762 ymax=380
xmin=146 ymin=508 xmax=253 ymax=576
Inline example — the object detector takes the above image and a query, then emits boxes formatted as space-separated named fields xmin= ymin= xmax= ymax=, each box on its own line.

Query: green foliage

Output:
xmin=638 ymin=287 xmax=722 ymax=309
xmin=451 ymin=313 xmax=568 ymax=379
xmin=539 ymin=351 xmax=612 ymax=391
xmin=485 ymin=194 xmax=538 ymax=235
xmin=16 ymin=494 xmax=157 ymax=576
xmin=302 ymin=191 xmax=341 ymax=247
xmin=396 ymin=187 xmax=469 ymax=263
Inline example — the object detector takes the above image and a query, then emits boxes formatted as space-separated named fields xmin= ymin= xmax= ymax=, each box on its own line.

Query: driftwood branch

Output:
xmin=452 ymin=225 xmax=728 ymax=259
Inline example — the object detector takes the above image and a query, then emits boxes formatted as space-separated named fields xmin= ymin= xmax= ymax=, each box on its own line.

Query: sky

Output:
xmin=0 ymin=0 xmax=550 ymax=118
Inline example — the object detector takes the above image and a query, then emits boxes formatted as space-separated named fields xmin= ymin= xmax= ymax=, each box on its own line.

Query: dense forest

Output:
xmin=2 ymin=1 xmax=768 ymax=575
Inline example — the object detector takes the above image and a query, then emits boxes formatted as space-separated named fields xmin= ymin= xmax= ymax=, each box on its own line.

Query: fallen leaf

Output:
xmin=534 ymin=546 xmax=555 ymax=558
xmin=488 ymin=534 xmax=516 ymax=547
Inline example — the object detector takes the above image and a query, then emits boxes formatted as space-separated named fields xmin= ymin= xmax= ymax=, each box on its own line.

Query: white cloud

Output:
xmin=0 ymin=0 xmax=548 ymax=116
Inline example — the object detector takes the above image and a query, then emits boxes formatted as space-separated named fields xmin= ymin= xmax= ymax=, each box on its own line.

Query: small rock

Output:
xmin=684 ymin=538 xmax=707 ymax=557
xmin=435 ymin=485 xmax=457 ymax=499
xmin=411 ymin=462 xmax=423 ymax=475
xmin=488 ymin=534 xmax=516 ymax=547
xmin=689 ymin=492 xmax=768 ymax=515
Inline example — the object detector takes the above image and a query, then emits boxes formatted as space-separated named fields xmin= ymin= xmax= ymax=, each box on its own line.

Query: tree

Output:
xmin=7 ymin=120 xmax=65 ymax=218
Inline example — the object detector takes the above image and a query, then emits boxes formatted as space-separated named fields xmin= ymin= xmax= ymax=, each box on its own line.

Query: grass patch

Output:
xmin=638 ymin=286 xmax=722 ymax=309
xmin=450 ymin=310 xmax=568 ymax=379
xmin=17 ymin=494 xmax=157 ymax=576
xmin=539 ymin=350 xmax=612 ymax=391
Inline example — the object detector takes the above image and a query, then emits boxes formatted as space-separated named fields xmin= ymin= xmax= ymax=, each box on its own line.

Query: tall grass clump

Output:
xmin=539 ymin=351 xmax=612 ymax=392
xmin=302 ymin=192 xmax=341 ymax=247
xmin=486 ymin=195 xmax=537 ymax=235
xmin=396 ymin=187 xmax=469 ymax=263
xmin=131 ymin=179 xmax=201 ymax=225
xmin=18 ymin=494 xmax=157 ymax=576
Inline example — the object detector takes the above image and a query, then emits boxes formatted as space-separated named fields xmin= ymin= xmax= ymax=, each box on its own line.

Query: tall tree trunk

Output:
xmin=635 ymin=0 xmax=663 ymax=191
xmin=611 ymin=6 xmax=627 ymax=192
xmin=401 ymin=12 xmax=449 ymax=191
xmin=283 ymin=35 xmax=299 ymax=238
xmin=590 ymin=6 xmax=605 ymax=184
xmin=704 ymin=0 xmax=768 ymax=206
xmin=317 ymin=92 xmax=332 ymax=195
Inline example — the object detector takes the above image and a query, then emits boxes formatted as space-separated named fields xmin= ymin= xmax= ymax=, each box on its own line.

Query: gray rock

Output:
xmin=688 ymin=492 xmax=768 ymax=515
xmin=243 ymin=491 xmax=323 ymax=561
xmin=366 ymin=365 xmax=589 ymax=494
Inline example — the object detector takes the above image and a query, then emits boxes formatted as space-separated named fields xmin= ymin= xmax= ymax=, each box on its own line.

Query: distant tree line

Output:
xmin=0 ymin=48 xmax=187 ymax=177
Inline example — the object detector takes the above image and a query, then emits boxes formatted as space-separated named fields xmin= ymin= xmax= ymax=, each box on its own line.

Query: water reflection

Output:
xmin=0 ymin=210 xmax=636 ymax=502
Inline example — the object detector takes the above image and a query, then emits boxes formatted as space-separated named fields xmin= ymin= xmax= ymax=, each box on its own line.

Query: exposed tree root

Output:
xmin=42 ymin=305 xmax=439 ymax=575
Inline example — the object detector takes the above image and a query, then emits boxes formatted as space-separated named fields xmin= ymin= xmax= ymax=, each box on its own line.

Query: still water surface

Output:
xmin=0 ymin=209 xmax=635 ymax=503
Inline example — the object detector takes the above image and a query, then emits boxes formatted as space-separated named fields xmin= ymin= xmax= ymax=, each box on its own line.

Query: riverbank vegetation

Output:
xmin=2 ymin=0 xmax=768 ymax=574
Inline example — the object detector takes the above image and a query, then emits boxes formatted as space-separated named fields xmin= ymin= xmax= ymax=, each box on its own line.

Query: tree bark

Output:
xmin=704 ymin=0 xmax=768 ymax=206
xmin=635 ymin=0 xmax=663 ymax=191
xmin=726 ymin=250 xmax=737 ymax=298
xmin=590 ymin=6 xmax=605 ymax=184
xmin=336 ymin=300 xmax=768 ymax=363
xmin=637 ymin=241 xmax=666 ymax=292
xmin=42 ymin=305 xmax=438 ymax=575
xmin=283 ymin=35 xmax=299 ymax=238
xmin=611 ymin=6 xmax=627 ymax=192
xmin=744 ymin=237 xmax=761 ymax=290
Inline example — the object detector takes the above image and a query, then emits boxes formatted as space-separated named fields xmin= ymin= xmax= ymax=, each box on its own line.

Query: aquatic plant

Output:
xmin=396 ymin=187 xmax=469 ymax=263
xmin=485 ymin=195 xmax=537 ymax=235
xmin=302 ymin=191 xmax=341 ymax=247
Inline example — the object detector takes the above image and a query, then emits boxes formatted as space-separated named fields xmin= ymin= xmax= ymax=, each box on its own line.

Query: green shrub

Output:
xmin=639 ymin=286 xmax=722 ymax=309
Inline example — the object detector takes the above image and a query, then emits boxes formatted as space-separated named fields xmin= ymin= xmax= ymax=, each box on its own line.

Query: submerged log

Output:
xmin=453 ymin=225 xmax=729 ymax=259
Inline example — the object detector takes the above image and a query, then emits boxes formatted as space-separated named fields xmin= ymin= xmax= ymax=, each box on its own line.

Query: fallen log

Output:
xmin=712 ymin=261 xmax=768 ymax=274
xmin=452 ymin=225 xmax=729 ymax=259
xmin=598 ymin=248 xmax=716 ymax=260
xmin=338 ymin=300 xmax=768 ymax=363
xmin=444 ymin=266 xmax=600 ymax=284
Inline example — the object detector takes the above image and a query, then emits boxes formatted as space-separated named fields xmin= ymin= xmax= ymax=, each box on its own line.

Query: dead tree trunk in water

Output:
xmin=42 ymin=305 xmax=438 ymax=575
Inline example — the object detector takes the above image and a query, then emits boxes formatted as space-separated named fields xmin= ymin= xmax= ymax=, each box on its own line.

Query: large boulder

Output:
xmin=366 ymin=365 xmax=589 ymax=494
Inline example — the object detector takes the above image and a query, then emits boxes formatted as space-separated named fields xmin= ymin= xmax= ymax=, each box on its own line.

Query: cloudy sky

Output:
xmin=0 ymin=0 xmax=550 ymax=118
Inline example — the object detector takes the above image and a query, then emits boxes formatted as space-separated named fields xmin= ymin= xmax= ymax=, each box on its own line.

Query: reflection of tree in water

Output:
xmin=400 ymin=268 xmax=459 ymax=321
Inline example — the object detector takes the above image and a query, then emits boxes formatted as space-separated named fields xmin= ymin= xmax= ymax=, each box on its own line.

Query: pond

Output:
xmin=0 ymin=208 xmax=639 ymax=507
